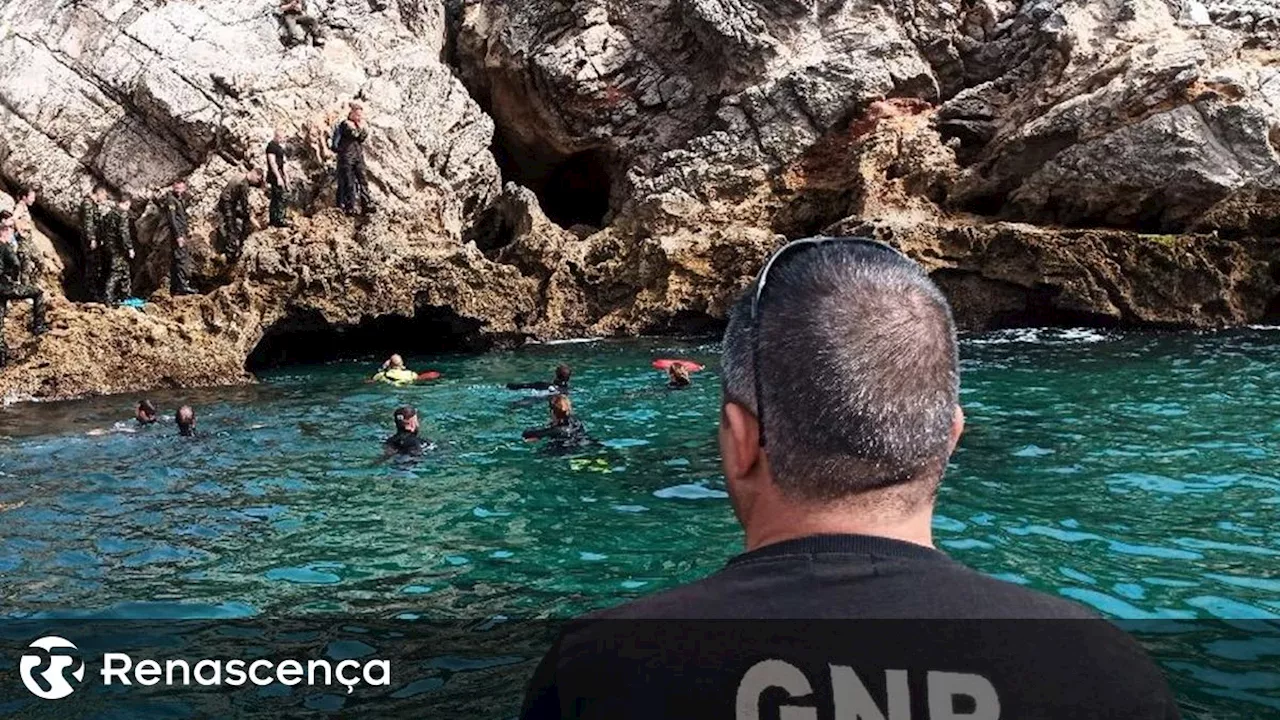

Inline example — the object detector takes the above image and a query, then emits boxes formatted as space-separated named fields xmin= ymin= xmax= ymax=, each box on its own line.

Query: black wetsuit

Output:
xmin=523 ymin=416 xmax=591 ymax=454
xmin=266 ymin=139 xmax=288 ymax=226
xmin=384 ymin=429 xmax=425 ymax=456
xmin=217 ymin=179 xmax=253 ymax=263
xmin=334 ymin=119 xmax=372 ymax=213
xmin=177 ymin=425 xmax=198 ymax=438
xmin=507 ymin=380 xmax=569 ymax=393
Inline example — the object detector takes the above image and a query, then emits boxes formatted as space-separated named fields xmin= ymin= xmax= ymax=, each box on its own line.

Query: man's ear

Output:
xmin=947 ymin=405 xmax=965 ymax=455
xmin=720 ymin=401 xmax=762 ymax=481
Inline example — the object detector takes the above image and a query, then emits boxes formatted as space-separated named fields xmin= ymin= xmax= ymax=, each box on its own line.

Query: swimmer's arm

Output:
xmin=522 ymin=426 xmax=552 ymax=441
xmin=507 ymin=381 xmax=553 ymax=391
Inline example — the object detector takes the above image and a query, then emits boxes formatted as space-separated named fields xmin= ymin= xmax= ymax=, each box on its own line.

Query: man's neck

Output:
xmin=743 ymin=494 xmax=936 ymax=552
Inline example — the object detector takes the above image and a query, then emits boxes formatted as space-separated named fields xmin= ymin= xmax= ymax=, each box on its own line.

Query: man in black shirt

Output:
xmin=265 ymin=129 xmax=292 ymax=228
xmin=384 ymin=405 xmax=425 ymax=456
xmin=522 ymin=237 xmax=1179 ymax=719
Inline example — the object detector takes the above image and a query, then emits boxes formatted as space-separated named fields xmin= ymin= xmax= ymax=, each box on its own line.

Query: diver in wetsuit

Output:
xmin=667 ymin=363 xmax=692 ymax=389
xmin=522 ymin=394 xmax=591 ymax=454
xmin=384 ymin=405 xmax=425 ymax=456
xmin=136 ymin=400 xmax=158 ymax=425
xmin=507 ymin=363 xmax=571 ymax=393
xmin=176 ymin=405 xmax=198 ymax=437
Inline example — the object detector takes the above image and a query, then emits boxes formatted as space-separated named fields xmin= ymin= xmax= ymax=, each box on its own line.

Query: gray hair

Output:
xmin=721 ymin=242 xmax=959 ymax=503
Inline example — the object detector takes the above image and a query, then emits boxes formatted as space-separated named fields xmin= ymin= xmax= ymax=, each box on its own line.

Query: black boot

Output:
xmin=30 ymin=298 xmax=49 ymax=336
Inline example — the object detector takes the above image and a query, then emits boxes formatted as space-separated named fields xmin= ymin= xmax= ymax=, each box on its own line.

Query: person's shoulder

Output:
xmin=587 ymin=553 xmax=1099 ymax=621
xmin=915 ymin=560 xmax=1102 ymax=619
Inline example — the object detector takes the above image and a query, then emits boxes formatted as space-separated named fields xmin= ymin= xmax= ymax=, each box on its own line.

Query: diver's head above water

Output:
xmin=668 ymin=363 xmax=691 ymax=387
xmin=176 ymin=405 xmax=197 ymax=437
xmin=718 ymin=237 xmax=962 ymax=552
xmin=394 ymin=405 xmax=419 ymax=434
xmin=549 ymin=394 xmax=572 ymax=425
xmin=554 ymin=364 xmax=571 ymax=388
xmin=136 ymin=400 xmax=157 ymax=425
xmin=383 ymin=354 xmax=406 ymax=371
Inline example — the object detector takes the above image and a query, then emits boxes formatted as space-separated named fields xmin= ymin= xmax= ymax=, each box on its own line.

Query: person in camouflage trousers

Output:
xmin=100 ymin=195 xmax=136 ymax=303
xmin=79 ymin=185 xmax=109 ymax=301
xmin=160 ymin=180 xmax=196 ymax=296
xmin=13 ymin=185 xmax=45 ymax=291
xmin=0 ymin=211 xmax=48 ymax=367
xmin=217 ymin=168 xmax=264 ymax=264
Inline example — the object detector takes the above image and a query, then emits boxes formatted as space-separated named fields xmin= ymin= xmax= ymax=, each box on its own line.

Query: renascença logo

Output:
xmin=19 ymin=636 xmax=85 ymax=700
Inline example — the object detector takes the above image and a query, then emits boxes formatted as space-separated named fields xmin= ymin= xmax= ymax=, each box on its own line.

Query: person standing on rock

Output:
xmin=265 ymin=129 xmax=293 ymax=228
xmin=218 ymin=168 xmax=264 ymax=263
xmin=279 ymin=0 xmax=325 ymax=47
xmin=334 ymin=102 xmax=375 ymax=216
xmin=79 ymin=184 xmax=109 ymax=301
xmin=0 ymin=211 xmax=49 ymax=367
xmin=12 ymin=185 xmax=44 ymax=290
xmin=100 ymin=195 xmax=136 ymax=303
xmin=160 ymin=180 xmax=197 ymax=296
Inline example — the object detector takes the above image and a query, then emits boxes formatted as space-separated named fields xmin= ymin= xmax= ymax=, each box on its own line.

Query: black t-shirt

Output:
xmin=265 ymin=140 xmax=286 ymax=185
xmin=384 ymin=429 xmax=425 ymax=456
xmin=522 ymin=534 xmax=1179 ymax=719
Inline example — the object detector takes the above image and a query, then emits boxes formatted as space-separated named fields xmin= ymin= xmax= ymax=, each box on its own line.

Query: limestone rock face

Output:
xmin=2 ymin=0 xmax=1280 ymax=401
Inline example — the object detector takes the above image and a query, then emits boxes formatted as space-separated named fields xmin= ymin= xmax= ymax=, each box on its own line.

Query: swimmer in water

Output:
xmin=176 ymin=405 xmax=198 ymax=437
xmin=667 ymin=363 xmax=692 ymax=389
xmin=370 ymin=354 xmax=439 ymax=385
xmin=384 ymin=405 xmax=426 ymax=456
xmin=507 ymin=363 xmax=571 ymax=394
xmin=522 ymin=394 xmax=591 ymax=453
xmin=136 ymin=400 xmax=158 ymax=425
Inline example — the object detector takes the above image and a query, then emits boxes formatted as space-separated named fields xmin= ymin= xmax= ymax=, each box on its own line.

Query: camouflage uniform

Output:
xmin=12 ymin=204 xmax=44 ymax=290
xmin=79 ymin=197 xmax=104 ymax=300
xmin=0 ymin=237 xmax=48 ymax=366
xmin=217 ymin=179 xmax=253 ymax=263
xmin=160 ymin=189 xmax=196 ymax=295
xmin=100 ymin=206 xmax=135 ymax=303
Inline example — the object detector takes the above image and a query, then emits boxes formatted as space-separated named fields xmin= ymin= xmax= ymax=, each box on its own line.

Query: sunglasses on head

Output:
xmin=748 ymin=236 xmax=911 ymax=447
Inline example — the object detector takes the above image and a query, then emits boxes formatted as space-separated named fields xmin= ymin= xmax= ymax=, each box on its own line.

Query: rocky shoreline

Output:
xmin=1 ymin=0 xmax=1279 ymax=402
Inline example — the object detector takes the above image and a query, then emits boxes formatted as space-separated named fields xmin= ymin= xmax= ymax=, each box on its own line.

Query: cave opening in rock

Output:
xmin=931 ymin=271 xmax=1123 ymax=331
xmin=491 ymin=136 xmax=613 ymax=230
xmin=246 ymin=305 xmax=494 ymax=371
xmin=641 ymin=309 xmax=727 ymax=337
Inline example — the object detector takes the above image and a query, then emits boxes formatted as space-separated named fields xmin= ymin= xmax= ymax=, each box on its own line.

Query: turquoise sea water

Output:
xmin=0 ymin=329 xmax=1277 ymax=714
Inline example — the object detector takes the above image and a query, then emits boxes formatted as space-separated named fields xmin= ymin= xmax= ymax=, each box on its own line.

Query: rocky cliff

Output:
xmin=1 ymin=0 xmax=1278 ymax=401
